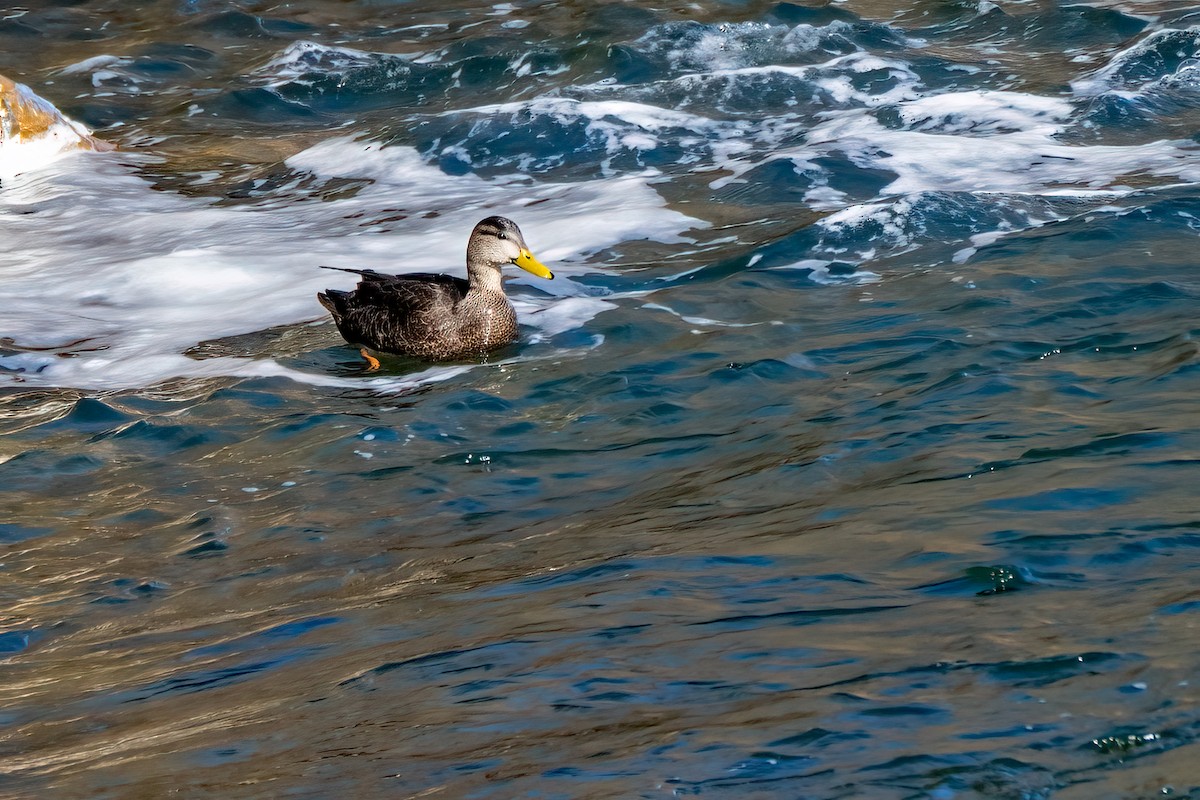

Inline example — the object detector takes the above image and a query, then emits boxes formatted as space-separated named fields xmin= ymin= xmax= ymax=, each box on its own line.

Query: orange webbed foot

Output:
xmin=360 ymin=348 xmax=382 ymax=371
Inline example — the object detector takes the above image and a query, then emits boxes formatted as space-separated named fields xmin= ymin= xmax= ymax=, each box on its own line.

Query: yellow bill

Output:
xmin=513 ymin=249 xmax=554 ymax=280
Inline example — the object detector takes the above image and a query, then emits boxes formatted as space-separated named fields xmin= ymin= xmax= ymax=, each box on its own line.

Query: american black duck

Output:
xmin=318 ymin=216 xmax=554 ymax=366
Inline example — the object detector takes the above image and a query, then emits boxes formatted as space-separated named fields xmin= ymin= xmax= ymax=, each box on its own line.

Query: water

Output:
xmin=2 ymin=1 xmax=1200 ymax=796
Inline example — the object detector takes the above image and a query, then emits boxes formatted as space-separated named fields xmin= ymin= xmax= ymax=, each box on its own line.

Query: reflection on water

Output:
xmin=2 ymin=1 xmax=1200 ymax=797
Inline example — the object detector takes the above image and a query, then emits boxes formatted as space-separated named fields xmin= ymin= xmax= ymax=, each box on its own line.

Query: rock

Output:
xmin=0 ymin=72 xmax=113 ymax=177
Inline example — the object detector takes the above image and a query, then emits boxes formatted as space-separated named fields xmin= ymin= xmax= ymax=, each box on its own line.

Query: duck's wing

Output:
xmin=318 ymin=268 xmax=470 ymax=352
xmin=320 ymin=266 xmax=467 ymax=299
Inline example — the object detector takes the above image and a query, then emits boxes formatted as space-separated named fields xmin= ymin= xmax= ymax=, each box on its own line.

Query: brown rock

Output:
xmin=0 ymin=72 xmax=113 ymax=152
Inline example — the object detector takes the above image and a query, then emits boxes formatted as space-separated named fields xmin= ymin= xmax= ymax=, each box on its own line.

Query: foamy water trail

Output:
xmin=0 ymin=134 xmax=700 ymax=391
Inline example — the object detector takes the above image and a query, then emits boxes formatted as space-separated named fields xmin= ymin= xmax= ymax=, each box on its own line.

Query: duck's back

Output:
xmin=318 ymin=269 xmax=517 ymax=360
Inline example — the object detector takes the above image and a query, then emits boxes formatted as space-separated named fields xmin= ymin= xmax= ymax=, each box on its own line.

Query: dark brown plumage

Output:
xmin=318 ymin=216 xmax=554 ymax=364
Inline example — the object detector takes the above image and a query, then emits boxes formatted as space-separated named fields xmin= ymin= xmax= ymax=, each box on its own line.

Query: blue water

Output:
xmin=2 ymin=1 xmax=1200 ymax=797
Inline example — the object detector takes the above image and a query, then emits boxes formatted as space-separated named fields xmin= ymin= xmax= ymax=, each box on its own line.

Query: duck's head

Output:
xmin=467 ymin=216 xmax=554 ymax=280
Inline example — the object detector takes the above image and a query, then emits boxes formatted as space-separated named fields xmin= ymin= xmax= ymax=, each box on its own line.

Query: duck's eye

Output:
xmin=497 ymin=232 xmax=508 ymax=240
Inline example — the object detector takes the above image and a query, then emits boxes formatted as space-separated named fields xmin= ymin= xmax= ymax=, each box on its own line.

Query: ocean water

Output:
xmin=2 ymin=0 xmax=1199 ymax=796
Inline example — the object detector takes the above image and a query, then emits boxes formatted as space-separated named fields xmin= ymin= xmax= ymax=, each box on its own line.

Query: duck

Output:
xmin=318 ymin=216 xmax=554 ymax=367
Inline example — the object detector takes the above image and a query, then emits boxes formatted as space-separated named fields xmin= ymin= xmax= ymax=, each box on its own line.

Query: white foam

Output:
xmin=894 ymin=90 xmax=1070 ymax=135
xmin=699 ymin=86 xmax=1200 ymax=269
xmin=810 ymin=52 xmax=922 ymax=107
xmin=519 ymin=297 xmax=617 ymax=340
xmin=642 ymin=302 xmax=770 ymax=328
xmin=1072 ymin=26 xmax=1200 ymax=98
xmin=952 ymin=229 xmax=1013 ymax=264
xmin=653 ymin=22 xmax=782 ymax=73
xmin=618 ymin=49 xmax=923 ymax=112
xmin=806 ymin=105 xmax=1200 ymax=197
xmin=257 ymin=40 xmax=418 ymax=88
xmin=701 ymin=86 xmax=1200 ymax=227
xmin=635 ymin=20 xmax=915 ymax=75
xmin=465 ymin=96 xmax=736 ymax=138
xmin=806 ymin=263 xmax=881 ymax=286
xmin=766 ymin=258 xmax=880 ymax=285
xmin=0 ymin=125 xmax=96 ymax=181
xmin=456 ymin=97 xmax=753 ymax=175
xmin=289 ymin=135 xmax=700 ymax=263
xmin=579 ymin=24 xmax=1200 ymax=263
xmin=59 ymin=54 xmax=130 ymax=76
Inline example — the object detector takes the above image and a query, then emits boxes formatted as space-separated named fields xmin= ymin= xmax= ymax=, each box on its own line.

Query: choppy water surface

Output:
xmin=2 ymin=0 xmax=1200 ymax=796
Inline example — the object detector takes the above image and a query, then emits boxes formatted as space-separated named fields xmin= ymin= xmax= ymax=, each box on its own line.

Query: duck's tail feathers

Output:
xmin=320 ymin=265 xmax=384 ymax=279
xmin=317 ymin=289 xmax=350 ymax=319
